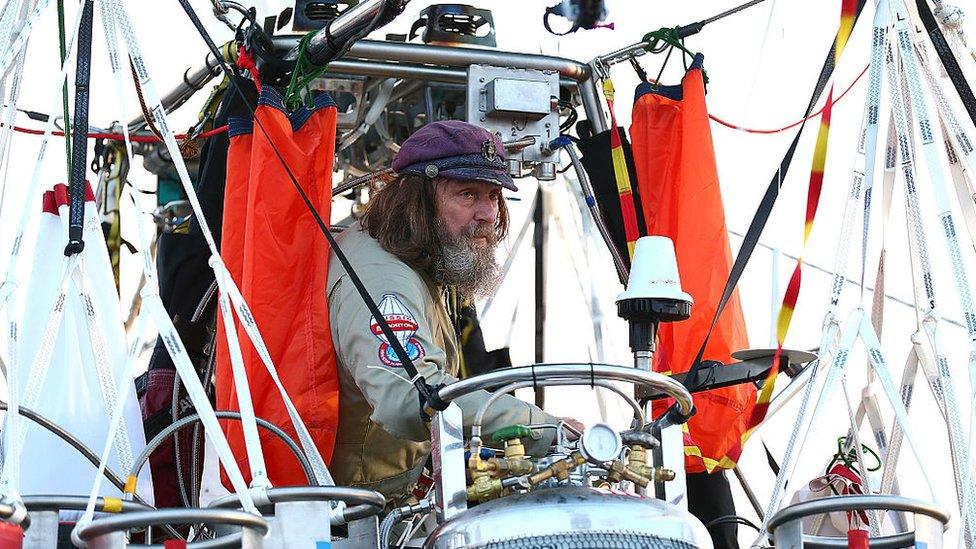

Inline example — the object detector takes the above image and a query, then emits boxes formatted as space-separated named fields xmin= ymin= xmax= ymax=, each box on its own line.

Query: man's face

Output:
xmin=431 ymin=178 xmax=503 ymax=297
xmin=432 ymin=179 xmax=502 ymax=244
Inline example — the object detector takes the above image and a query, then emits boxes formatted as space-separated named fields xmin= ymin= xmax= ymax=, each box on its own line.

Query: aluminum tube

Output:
xmin=127 ymin=52 xmax=223 ymax=130
xmin=208 ymin=486 xmax=386 ymax=523
xmin=578 ymin=77 xmax=608 ymax=133
xmin=329 ymin=59 xmax=466 ymax=83
xmin=345 ymin=40 xmax=591 ymax=80
xmin=472 ymin=379 xmax=644 ymax=440
xmin=274 ymin=36 xmax=591 ymax=81
xmin=436 ymin=363 xmax=693 ymax=417
xmin=303 ymin=0 xmax=389 ymax=61
xmin=76 ymin=508 xmax=270 ymax=541
xmin=22 ymin=495 xmax=152 ymax=514
xmin=766 ymin=495 xmax=949 ymax=534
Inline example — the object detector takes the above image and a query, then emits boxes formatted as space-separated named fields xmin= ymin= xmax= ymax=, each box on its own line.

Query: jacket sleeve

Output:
xmin=329 ymin=271 xmax=557 ymax=455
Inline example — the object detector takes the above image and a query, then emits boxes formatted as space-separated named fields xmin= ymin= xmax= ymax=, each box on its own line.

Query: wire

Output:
xmin=130 ymin=411 xmax=316 ymax=485
xmin=0 ymin=402 xmax=184 ymax=540
xmin=704 ymin=514 xmax=762 ymax=532
xmin=709 ymin=63 xmax=869 ymax=134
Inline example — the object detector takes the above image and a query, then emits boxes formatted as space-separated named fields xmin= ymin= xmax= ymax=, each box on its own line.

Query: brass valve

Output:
xmin=526 ymin=452 xmax=586 ymax=486
xmin=466 ymin=475 xmax=503 ymax=503
xmin=626 ymin=444 xmax=654 ymax=479
xmin=607 ymin=459 xmax=651 ymax=489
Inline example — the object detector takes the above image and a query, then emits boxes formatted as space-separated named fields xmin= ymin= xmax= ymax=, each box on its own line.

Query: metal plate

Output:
xmin=466 ymin=64 xmax=561 ymax=165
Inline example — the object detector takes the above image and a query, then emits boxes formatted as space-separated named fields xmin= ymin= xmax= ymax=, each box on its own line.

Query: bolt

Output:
xmin=479 ymin=77 xmax=486 ymax=83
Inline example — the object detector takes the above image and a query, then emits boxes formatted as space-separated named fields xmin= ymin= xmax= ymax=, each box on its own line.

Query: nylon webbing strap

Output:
xmin=683 ymin=0 xmax=868 ymax=391
xmin=888 ymin=0 xmax=976 ymax=535
xmin=75 ymin=269 xmax=135 ymax=477
xmin=64 ymin=0 xmax=94 ymax=256
xmin=79 ymin=308 xmax=148 ymax=526
xmin=915 ymin=0 xmax=976 ymax=127
xmin=0 ymin=0 xmax=51 ymax=77
xmin=0 ymin=256 xmax=76 ymax=490
xmin=211 ymin=258 xmax=270 ymax=488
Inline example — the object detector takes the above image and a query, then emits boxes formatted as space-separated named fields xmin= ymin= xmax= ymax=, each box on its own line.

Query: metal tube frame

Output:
xmin=435 ymin=363 xmax=694 ymax=418
xmin=208 ymin=486 xmax=386 ymax=524
xmin=141 ymin=36 xmax=608 ymax=139
xmin=76 ymin=508 xmax=270 ymax=548
xmin=767 ymin=495 xmax=949 ymax=549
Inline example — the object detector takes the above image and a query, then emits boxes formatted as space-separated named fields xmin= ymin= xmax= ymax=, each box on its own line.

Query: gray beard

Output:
xmin=433 ymin=223 xmax=501 ymax=299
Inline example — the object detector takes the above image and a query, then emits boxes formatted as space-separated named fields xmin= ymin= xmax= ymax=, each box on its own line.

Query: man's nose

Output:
xmin=473 ymin=195 xmax=498 ymax=223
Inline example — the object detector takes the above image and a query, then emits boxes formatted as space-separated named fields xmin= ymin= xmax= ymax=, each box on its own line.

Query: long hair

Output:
xmin=361 ymin=175 xmax=510 ymax=272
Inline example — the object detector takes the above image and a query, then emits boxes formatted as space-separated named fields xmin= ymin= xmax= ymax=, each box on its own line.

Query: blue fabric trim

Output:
xmin=633 ymin=53 xmax=706 ymax=103
xmin=227 ymin=117 xmax=253 ymax=138
xmin=255 ymin=86 xmax=338 ymax=132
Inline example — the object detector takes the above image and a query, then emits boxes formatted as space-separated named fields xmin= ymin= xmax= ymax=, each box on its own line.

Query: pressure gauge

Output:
xmin=579 ymin=423 xmax=623 ymax=465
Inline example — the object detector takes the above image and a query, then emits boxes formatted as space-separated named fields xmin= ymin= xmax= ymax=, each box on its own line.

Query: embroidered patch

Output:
xmin=370 ymin=293 xmax=425 ymax=368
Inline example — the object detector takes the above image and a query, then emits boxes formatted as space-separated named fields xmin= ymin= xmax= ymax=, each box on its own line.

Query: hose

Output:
xmin=378 ymin=507 xmax=403 ymax=548
xmin=0 ymin=402 xmax=183 ymax=540
xmin=129 ymin=411 xmax=316 ymax=486
xmin=550 ymin=138 xmax=629 ymax=282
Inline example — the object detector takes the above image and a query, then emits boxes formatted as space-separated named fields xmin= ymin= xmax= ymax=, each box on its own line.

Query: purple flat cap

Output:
xmin=392 ymin=120 xmax=517 ymax=191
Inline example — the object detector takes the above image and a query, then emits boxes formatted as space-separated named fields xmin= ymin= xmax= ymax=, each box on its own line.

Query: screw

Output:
xmin=479 ymin=77 xmax=485 ymax=83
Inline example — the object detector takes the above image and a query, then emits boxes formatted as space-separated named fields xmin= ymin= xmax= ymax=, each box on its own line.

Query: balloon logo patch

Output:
xmin=370 ymin=293 xmax=425 ymax=367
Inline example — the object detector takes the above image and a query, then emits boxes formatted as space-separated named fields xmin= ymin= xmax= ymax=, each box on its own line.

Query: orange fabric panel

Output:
xmin=630 ymin=58 xmax=754 ymax=473
xmin=217 ymin=89 xmax=340 ymax=487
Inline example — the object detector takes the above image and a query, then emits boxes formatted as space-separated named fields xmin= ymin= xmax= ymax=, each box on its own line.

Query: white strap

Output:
xmin=886 ymin=3 xmax=974 ymax=528
xmin=0 ymin=0 xmax=44 ymax=77
xmin=73 ymin=266 xmax=135 ymax=477
xmin=754 ymin=6 xmax=890 ymax=540
xmin=0 ymin=255 xmax=77 ymax=491
xmin=210 ymin=257 xmax=270 ymax=488
xmin=78 ymin=308 xmax=148 ymax=525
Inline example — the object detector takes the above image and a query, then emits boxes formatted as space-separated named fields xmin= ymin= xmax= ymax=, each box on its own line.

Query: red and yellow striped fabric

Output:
xmin=722 ymin=0 xmax=859 ymax=465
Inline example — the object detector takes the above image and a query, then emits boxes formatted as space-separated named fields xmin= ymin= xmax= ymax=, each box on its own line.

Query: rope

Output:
xmin=3 ymin=122 xmax=228 ymax=141
xmin=710 ymin=63 xmax=870 ymax=134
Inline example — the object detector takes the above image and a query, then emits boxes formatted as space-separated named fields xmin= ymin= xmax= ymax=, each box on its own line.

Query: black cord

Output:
xmin=704 ymin=514 xmax=761 ymax=532
xmin=176 ymin=0 xmax=441 ymax=417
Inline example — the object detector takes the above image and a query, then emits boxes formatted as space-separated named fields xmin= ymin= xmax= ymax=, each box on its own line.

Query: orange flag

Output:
xmin=630 ymin=55 xmax=753 ymax=473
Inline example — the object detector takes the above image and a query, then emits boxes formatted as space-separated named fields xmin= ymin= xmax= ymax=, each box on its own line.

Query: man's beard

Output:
xmin=433 ymin=221 xmax=501 ymax=299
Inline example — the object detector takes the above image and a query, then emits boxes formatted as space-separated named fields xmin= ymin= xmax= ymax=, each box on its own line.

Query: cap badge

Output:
xmin=424 ymin=164 xmax=439 ymax=178
xmin=481 ymin=138 xmax=497 ymax=161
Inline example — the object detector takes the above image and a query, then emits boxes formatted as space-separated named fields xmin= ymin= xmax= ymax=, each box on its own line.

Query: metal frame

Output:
xmin=767 ymin=495 xmax=949 ymax=549
xmin=135 ymin=37 xmax=607 ymax=135
xmin=207 ymin=485 xmax=385 ymax=523
xmin=77 ymin=508 xmax=270 ymax=549
xmin=434 ymin=363 xmax=694 ymax=417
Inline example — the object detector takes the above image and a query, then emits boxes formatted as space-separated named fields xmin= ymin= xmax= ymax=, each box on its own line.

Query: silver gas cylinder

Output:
xmin=423 ymin=486 xmax=713 ymax=549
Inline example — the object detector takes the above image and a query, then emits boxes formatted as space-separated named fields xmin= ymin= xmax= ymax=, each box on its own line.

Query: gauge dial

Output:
xmin=579 ymin=423 xmax=622 ymax=464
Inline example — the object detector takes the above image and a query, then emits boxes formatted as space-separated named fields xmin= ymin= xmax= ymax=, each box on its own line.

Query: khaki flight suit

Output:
xmin=327 ymin=223 xmax=556 ymax=499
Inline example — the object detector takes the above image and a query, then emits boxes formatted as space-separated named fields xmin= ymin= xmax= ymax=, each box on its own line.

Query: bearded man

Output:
xmin=327 ymin=120 xmax=573 ymax=500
